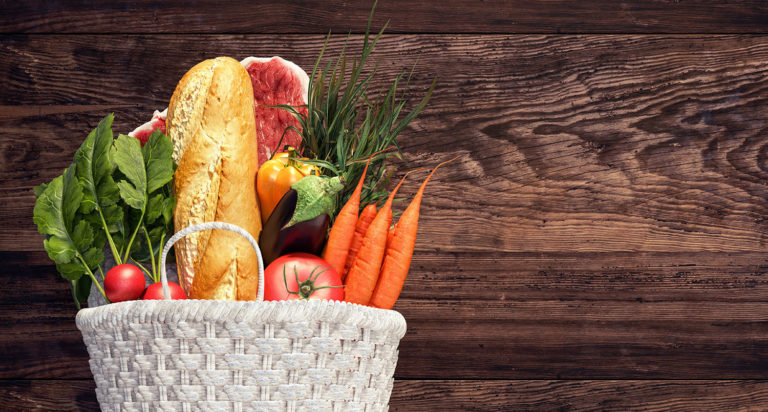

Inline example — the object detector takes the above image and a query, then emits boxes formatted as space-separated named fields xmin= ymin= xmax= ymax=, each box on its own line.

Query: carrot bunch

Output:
xmin=324 ymin=157 xmax=456 ymax=309
xmin=322 ymin=148 xmax=393 ymax=275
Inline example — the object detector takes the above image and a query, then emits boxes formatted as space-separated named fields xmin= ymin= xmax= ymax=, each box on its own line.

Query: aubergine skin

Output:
xmin=273 ymin=213 xmax=329 ymax=262
xmin=259 ymin=189 xmax=298 ymax=265
xmin=258 ymin=189 xmax=329 ymax=265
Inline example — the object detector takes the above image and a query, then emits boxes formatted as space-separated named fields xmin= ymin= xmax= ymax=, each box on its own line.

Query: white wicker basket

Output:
xmin=76 ymin=222 xmax=408 ymax=412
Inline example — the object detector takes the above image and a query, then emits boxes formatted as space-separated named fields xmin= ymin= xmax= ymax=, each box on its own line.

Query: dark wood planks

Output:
xmin=3 ymin=32 xmax=768 ymax=408
xmin=2 ymin=1 xmax=768 ymax=34
xmin=3 ymin=379 xmax=768 ymax=411
xmin=3 ymin=35 xmax=768 ymax=254
xmin=0 ymin=380 xmax=98 ymax=411
xmin=394 ymin=252 xmax=768 ymax=379
xmin=390 ymin=380 xmax=768 ymax=411
xmin=3 ymin=250 xmax=768 ymax=379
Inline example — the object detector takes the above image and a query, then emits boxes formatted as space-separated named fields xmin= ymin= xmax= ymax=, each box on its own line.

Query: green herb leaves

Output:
xmin=33 ymin=163 xmax=105 ymax=309
xmin=75 ymin=113 xmax=119 ymax=214
xmin=143 ymin=130 xmax=174 ymax=194
xmin=114 ymin=130 xmax=173 ymax=211
xmin=116 ymin=130 xmax=175 ymax=282
xmin=115 ymin=134 xmax=148 ymax=210
xmin=34 ymin=165 xmax=81 ymax=264
xmin=74 ymin=113 xmax=122 ymax=263
xmin=277 ymin=2 xmax=435 ymax=216
xmin=33 ymin=115 xmax=176 ymax=308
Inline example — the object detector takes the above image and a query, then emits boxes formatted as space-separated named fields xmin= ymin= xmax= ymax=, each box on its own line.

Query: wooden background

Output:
xmin=3 ymin=1 xmax=768 ymax=410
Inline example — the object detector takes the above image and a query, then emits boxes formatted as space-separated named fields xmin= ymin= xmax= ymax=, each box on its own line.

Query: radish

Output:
xmin=104 ymin=264 xmax=145 ymax=302
xmin=142 ymin=282 xmax=187 ymax=300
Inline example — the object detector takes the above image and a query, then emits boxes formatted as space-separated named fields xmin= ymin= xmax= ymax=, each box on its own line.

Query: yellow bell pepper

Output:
xmin=256 ymin=148 xmax=321 ymax=222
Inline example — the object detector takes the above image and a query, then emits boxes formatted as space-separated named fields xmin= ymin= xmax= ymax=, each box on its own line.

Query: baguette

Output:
xmin=167 ymin=56 xmax=262 ymax=300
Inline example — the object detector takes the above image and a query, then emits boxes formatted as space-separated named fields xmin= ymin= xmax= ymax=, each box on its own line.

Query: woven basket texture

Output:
xmin=77 ymin=299 xmax=407 ymax=411
xmin=75 ymin=222 xmax=408 ymax=411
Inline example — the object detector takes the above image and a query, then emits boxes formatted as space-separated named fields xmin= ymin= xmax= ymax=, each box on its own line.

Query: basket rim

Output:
xmin=76 ymin=299 xmax=407 ymax=338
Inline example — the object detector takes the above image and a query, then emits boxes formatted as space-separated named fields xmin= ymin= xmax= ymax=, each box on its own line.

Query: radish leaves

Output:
xmin=33 ymin=115 xmax=176 ymax=307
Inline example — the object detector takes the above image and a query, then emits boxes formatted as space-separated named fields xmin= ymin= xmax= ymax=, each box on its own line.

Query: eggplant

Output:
xmin=258 ymin=189 xmax=330 ymax=266
xmin=260 ymin=189 xmax=298 ymax=248
xmin=271 ymin=214 xmax=329 ymax=262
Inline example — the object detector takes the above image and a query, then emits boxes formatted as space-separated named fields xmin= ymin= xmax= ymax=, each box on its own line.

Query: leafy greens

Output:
xmin=33 ymin=115 xmax=176 ymax=308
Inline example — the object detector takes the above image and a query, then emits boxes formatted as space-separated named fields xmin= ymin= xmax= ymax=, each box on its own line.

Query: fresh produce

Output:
xmin=167 ymin=56 xmax=262 ymax=301
xmin=343 ymin=171 xmax=417 ymax=305
xmin=289 ymin=175 xmax=344 ymax=225
xmin=370 ymin=158 xmax=455 ymax=309
xmin=344 ymin=203 xmax=378 ymax=280
xmin=272 ymin=214 xmax=330 ymax=263
xmin=386 ymin=225 xmax=396 ymax=250
xmin=33 ymin=114 xmax=176 ymax=307
xmin=259 ymin=189 xmax=298 ymax=262
xmin=34 ymin=5 xmax=440 ymax=310
xmin=322 ymin=153 xmax=377 ymax=275
xmin=113 ymin=131 xmax=176 ymax=284
xmin=104 ymin=264 xmax=146 ymax=303
xmin=275 ymin=6 xmax=436 ymax=216
xmin=142 ymin=281 xmax=188 ymax=300
xmin=264 ymin=253 xmax=343 ymax=301
xmin=259 ymin=188 xmax=331 ymax=266
xmin=257 ymin=148 xmax=321 ymax=223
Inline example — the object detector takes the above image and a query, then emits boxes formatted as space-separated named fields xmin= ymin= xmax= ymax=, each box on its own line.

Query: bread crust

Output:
xmin=167 ymin=56 xmax=262 ymax=300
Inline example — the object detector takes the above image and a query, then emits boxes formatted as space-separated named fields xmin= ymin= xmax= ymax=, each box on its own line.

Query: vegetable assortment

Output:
xmin=33 ymin=3 xmax=446 ymax=310
xmin=256 ymin=148 xmax=320 ymax=223
xmin=275 ymin=8 xmax=436 ymax=214
xmin=322 ymin=152 xmax=378 ymax=276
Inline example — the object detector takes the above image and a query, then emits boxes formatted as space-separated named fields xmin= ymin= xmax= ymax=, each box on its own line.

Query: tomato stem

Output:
xmin=281 ymin=263 xmax=341 ymax=300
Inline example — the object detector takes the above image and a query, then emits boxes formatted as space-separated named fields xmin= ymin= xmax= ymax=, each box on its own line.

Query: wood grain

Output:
xmin=3 ymin=35 xmax=768 ymax=254
xmin=390 ymin=380 xmax=768 ymax=411
xmin=3 ymin=379 xmax=768 ymax=411
xmin=2 ymin=1 xmax=768 ymax=34
xmin=3 ymin=250 xmax=768 ymax=379
xmin=0 ymin=380 xmax=98 ymax=411
xmin=3 ymin=31 xmax=768 ymax=409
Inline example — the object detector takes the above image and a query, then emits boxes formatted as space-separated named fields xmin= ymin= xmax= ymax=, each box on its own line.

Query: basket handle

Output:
xmin=159 ymin=222 xmax=265 ymax=301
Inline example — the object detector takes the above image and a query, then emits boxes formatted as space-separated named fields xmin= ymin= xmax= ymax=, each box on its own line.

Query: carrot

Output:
xmin=322 ymin=148 xmax=392 ymax=275
xmin=370 ymin=157 xmax=457 ymax=310
xmin=344 ymin=169 xmax=422 ymax=305
xmin=342 ymin=203 xmax=378 ymax=281
xmin=386 ymin=225 xmax=396 ymax=250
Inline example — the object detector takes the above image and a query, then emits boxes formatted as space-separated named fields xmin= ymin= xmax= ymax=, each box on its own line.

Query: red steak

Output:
xmin=242 ymin=56 xmax=308 ymax=166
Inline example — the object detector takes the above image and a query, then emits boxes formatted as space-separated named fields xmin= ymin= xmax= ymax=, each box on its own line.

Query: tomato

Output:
xmin=264 ymin=253 xmax=343 ymax=301
xmin=104 ymin=264 xmax=146 ymax=302
xmin=142 ymin=281 xmax=188 ymax=300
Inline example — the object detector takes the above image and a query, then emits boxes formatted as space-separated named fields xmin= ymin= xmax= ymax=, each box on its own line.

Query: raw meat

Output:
xmin=242 ymin=56 xmax=308 ymax=166
xmin=128 ymin=109 xmax=167 ymax=146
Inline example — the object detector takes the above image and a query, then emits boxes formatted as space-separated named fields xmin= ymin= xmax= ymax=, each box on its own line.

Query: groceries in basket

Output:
xmin=32 ymin=18 xmax=450 ymax=312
